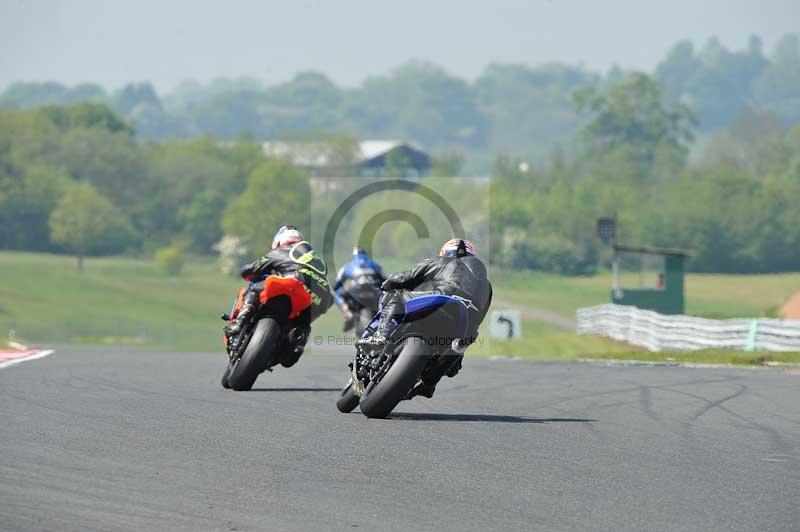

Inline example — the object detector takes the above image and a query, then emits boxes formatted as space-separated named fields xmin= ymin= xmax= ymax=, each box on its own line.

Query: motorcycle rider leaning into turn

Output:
xmin=225 ymin=225 xmax=333 ymax=366
xmin=333 ymin=246 xmax=386 ymax=332
xmin=359 ymin=238 xmax=493 ymax=398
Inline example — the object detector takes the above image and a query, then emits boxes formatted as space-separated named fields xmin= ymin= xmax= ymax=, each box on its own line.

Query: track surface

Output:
xmin=1 ymin=346 xmax=798 ymax=532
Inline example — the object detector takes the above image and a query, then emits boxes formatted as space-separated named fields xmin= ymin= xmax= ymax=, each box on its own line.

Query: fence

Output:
xmin=576 ymin=304 xmax=800 ymax=352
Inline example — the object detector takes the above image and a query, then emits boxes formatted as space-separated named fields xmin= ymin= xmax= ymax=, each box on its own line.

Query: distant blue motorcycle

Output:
xmin=337 ymin=294 xmax=475 ymax=418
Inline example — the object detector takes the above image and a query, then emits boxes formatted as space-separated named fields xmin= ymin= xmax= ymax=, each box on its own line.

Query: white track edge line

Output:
xmin=0 ymin=349 xmax=55 ymax=369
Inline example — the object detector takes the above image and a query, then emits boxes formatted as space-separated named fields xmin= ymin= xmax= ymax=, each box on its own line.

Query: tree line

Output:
xmin=0 ymin=103 xmax=270 ymax=265
xmin=491 ymin=74 xmax=800 ymax=274
xmin=2 ymin=34 xmax=799 ymax=175
xmin=1 ymin=71 xmax=799 ymax=274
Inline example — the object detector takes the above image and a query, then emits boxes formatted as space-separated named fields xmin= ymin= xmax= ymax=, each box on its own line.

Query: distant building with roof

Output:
xmin=261 ymin=139 xmax=431 ymax=177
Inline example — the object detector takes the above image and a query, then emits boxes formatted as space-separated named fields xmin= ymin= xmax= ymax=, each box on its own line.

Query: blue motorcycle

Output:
xmin=337 ymin=294 xmax=476 ymax=418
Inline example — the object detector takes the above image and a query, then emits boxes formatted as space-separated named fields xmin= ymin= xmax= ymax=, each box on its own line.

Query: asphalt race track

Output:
xmin=1 ymin=346 xmax=798 ymax=532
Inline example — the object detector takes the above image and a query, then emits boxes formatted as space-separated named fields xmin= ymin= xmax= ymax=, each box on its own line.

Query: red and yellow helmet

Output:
xmin=439 ymin=238 xmax=476 ymax=258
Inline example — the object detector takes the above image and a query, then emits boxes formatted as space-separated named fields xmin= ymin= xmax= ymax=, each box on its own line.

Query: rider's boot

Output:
xmin=357 ymin=292 xmax=400 ymax=347
xmin=408 ymin=354 xmax=462 ymax=399
xmin=408 ymin=381 xmax=437 ymax=398
xmin=342 ymin=312 xmax=355 ymax=332
xmin=225 ymin=291 xmax=258 ymax=336
xmin=357 ymin=309 xmax=393 ymax=347
xmin=281 ymin=325 xmax=310 ymax=368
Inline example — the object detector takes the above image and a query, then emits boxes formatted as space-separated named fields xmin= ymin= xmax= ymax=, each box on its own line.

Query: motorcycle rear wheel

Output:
xmin=228 ymin=318 xmax=281 ymax=391
xmin=359 ymin=336 xmax=430 ymax=419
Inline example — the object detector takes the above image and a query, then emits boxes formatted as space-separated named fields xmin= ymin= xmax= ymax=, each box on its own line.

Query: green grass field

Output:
xmin=1 ymin=252 xmax=798 ymax=364
xmin=1 ymin=252 xmax=235 ymax=351
xmin=492 ymin=268 xmax=800 ymax=319
xmin=0 ymin=251 xmax=353 ymax=352
xmin=471 ymin=318 xmax=638 ymax=359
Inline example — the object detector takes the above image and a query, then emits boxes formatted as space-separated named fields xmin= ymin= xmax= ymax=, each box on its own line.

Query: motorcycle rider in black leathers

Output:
xmin=359 ymin=238 xmax=492 ymax=397
xmin=225 ymin=225 xmax=333 ymax=366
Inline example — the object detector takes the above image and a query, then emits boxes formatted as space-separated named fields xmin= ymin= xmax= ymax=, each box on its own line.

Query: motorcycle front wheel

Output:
xmin=336 ymin=381 xmax=360 ymax=413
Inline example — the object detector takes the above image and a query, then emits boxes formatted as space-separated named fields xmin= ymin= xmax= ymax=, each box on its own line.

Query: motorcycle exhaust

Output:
xmin=451 ymin=339 xmax=467 ymax=354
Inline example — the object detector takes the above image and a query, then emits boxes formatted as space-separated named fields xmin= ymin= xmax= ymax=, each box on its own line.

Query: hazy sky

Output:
xmin=1 ymin=0 xmax=798 ymax=92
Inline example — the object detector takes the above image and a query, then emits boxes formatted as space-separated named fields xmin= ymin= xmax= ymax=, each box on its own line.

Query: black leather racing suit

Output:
xmin=240 ymin=240 xmax=333 ymax=321
xmin=378 ymin=254 xmax=493 ymax=341
xmin=374 ymin=254 xmax=492 ymax=394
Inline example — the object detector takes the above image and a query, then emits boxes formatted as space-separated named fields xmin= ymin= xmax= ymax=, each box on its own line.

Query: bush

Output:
xmin=213 ymin=235 xmax=248 ymax=276
xmin=506 ymin=230 xmax=596 ymax=276
xmin=155 ymin=246 xmax=185 ymax=276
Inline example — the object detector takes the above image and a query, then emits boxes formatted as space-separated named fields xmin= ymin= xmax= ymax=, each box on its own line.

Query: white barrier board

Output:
xmin=577 ymin=304 xmax=800 ymax=352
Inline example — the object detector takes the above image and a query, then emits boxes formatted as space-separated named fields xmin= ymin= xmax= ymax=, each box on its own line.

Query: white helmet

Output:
xmin=271 ymin=225 xmax=304 ymax=249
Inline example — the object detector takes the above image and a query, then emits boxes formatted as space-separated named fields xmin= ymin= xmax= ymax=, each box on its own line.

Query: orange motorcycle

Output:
xmin=221 ymin=275 xmax=312 ymax=391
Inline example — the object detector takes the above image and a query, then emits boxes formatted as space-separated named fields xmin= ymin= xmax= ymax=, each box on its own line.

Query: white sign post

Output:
xmin=490 ymin=310 xmax=522 ymax=340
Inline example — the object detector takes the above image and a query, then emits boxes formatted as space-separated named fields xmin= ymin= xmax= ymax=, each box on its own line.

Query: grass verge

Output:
xmin=471 ymin=318 xmax=637 ymax=360
xmin=0 ymin=251 xmax=388 ymax=352
xmin=470 ymin=318 xmax=800 ymax=366
xmin=582 ymin=349 xmax=800 ymax=366
xmin=492 ymin=268 xmax=800 ymax=319
xmin=2 ymin=251 xmax=798 ymax=365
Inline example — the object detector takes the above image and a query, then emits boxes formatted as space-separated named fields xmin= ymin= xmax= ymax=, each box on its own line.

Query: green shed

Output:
xmin=611 ymin=244 xmax=690 ymax=315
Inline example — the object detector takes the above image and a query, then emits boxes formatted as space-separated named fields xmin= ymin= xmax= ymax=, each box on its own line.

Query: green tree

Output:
xmin=0 ymin=82 xmax=106 ymax=108
xmin=143 ymin=141 xmax=235 ymax=251
xmin=53 ymin=127 xmax=148 ymax=212
xmin=655 ymin=40 xmax=700 ymax=103
xmin=754 ymin=34 xmax=800 ymax=124
xmin=342 ymin=61 xmax=488 ymax=149
xmin=573 ymin=72 xmax=696 ymax=177
xmin=155 ymin=245 xmax=186 ymax=276
xmin=38 ymin=102 xmax=133 ymax=135
xmin=701 ymin=108 xmax=789 ymax=177
xmin=49 ymin=182 xmax=133 ymax=269
xmin=0 ymin=108 xmax=67 ymax=250
xmin=684 ymin=35 xmax=768 ymax=130
xmin=430 ymin=153 xmax=465 ymax=176
xmin=0 ymin=165 xmax=67 ymax=250
xmin=111 ymin=82 xmax=162 ymax=116
xmin=474 ymin=63 xmax=596 ymax=164
xmin=222 ymin=159 xmax=310 ymax=252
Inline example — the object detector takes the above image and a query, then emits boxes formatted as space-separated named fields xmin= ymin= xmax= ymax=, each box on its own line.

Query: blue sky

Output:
xmin=1 ymin=0 xmax=798 ymax=91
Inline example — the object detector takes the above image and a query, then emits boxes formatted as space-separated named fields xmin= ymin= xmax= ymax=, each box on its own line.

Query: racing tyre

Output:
xmin=336 ymin=381 xmax=360 ymax=413
xmin=228 ymin=318 xmax=281 ymax=391
xmin=359 ymin=336 xmax=430 ymax=419
xmin=221 ymin=361 xmax=233 ymax=389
